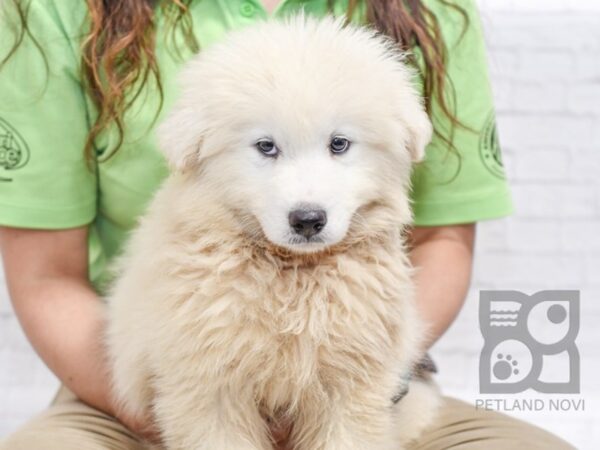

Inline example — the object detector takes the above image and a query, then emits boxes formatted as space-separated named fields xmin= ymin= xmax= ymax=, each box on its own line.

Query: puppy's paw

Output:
xmin=392 ymin=379 xmax=441 ymax=446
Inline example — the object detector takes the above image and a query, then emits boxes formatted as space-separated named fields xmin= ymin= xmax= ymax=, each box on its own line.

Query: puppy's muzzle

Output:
xmin=289 ymin=208 xmax=327 ymax=239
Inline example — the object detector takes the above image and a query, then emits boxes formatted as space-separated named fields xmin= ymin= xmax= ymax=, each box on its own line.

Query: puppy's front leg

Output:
xmin=153 ymin=384 xmax=272 ymax=450
xmin=293 ymin=386 xmax=398 ymax=450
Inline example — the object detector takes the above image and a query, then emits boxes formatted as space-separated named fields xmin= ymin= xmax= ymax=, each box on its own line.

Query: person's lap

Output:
xmin=0 ymin=387 xmax=574 ymax=450
xmin=408 ymin=396 xmax=574 ymax=450
xmin=0 ymin=387 xmax=144 ymax=450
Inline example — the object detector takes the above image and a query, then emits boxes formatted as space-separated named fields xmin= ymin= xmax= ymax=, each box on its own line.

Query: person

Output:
xmin=0 ymin=0 xmax=573 ymax=449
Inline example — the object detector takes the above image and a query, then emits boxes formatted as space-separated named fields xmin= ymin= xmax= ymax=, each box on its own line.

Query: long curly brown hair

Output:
xmin=2 ymin=0 xmax=467 ymax=165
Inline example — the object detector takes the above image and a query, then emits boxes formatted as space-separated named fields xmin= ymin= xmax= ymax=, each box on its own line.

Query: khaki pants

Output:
xmin=1 ymin=386 xmax=574 ymax=450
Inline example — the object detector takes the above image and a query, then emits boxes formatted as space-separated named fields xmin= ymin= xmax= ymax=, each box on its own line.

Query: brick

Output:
xmin=579 ymin=307 xmax=600 ymax=358
xmin=513 ymin=148 xmax=570 ymax=181
xmin=497 ymin=115 xmax=594 ymax=148
xmin=509 ymin=0 xmax=570 ymax=12
xmin=568 ymin=0 xmax=600 ymax=12
xmin=510 ymin=184 xmax=597 ymax=219
xmin=484 ymin=18 xmax=600 ymax=51
xmin=517 ymin=51 xmax=577 ymax=82
xmin=0 ymin=385 xmax=57 ymax=416
xmin=0 ymin=264 xmax=10 ymax=316
xmin=476 ymin=220 xmax=509 ymax=251
xmin=584 ymin=256 xmax=600 ymax=286
xmin=560 ymin=220 xmax=600 ymax=253
xmin=478 ymin=0 xmax=516 ymax=12
xmin=0 ymin=297 xmax=11 ymax=315
xmin=512 ymin=82 xmax=567 ymax=113
xmin=568 ymin=148 xmax=600 ymax=183
xmin=568 ymin=82 xmax=600 ymax=114
xmin=0 ymin=316 xmax=35 ymax=353
xmin=507 ymin=219 xmax=562 ymax=252
xmin=474 ymin=253 xmax=586 ymax=286
xmin=577 ymin=53 xmax=600 ymax=80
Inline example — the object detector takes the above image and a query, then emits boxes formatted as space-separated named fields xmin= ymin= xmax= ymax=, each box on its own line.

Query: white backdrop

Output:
xmin=431 ymin=1 xmax=600 ymax=448
xmin=1 ymin=0 xmax=599 ymax=448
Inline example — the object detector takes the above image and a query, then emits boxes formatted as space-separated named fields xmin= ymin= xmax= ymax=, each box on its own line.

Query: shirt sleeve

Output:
xmin=410 ymin=0 xmax=513 ymax=226
xmin=0 ymin=0 xmax=96 ymax=229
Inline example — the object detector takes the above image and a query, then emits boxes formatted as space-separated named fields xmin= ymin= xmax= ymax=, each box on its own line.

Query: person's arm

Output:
xmin=0 ymin=225 xmax=292 ymax=445
xmin=407 ymin=223 xmax=476 ymax=349
xmin=0 ymin=226 xmax=156 ymax=439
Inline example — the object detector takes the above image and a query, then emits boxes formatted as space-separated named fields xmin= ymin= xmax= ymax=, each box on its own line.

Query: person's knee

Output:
xmin=407 ymin=397 xmax=575 ymax=450
xmin=0 ymin=413 xmax=146 ymax=450
xmin=1 ymin=432 xmax=107 ymax=450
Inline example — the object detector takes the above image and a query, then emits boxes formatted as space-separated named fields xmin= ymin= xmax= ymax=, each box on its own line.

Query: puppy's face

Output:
xmin=160 ymin=15 xmax=432 ymax=253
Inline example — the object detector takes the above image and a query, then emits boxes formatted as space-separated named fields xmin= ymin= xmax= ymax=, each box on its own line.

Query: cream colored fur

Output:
xmin=105 ymin=13 xmax=439 ymax=450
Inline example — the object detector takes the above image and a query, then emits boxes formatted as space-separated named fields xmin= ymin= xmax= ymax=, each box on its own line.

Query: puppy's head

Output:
xmin=159 ymin=13 xmax=432 ymax=254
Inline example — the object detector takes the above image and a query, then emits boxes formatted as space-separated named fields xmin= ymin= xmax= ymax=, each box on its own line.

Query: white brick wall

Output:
xmin=1 ymin=1 xmax=599 ymax=448
xmin=431 ymin=2 xmax=600 ymax=449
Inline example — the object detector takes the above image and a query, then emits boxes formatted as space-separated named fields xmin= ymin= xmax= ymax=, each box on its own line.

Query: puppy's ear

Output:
xmin=390 ymin=66 xmax=434 ymax=162
xmin=158 ymin=105 xmax=206 ymax=172
xmin=405 ymin=108 xmax=433 ymax=163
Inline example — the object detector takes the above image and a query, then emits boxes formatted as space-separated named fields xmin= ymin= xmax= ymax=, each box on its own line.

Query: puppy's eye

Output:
xmin=330 ymin=136 xmax=351 ymax=154
xmin=255 ymin=138 xmax=279 ymax=157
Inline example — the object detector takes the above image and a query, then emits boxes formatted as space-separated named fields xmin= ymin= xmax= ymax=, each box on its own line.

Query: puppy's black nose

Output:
xmin=289 ymin=209 xmax=327 ymax=239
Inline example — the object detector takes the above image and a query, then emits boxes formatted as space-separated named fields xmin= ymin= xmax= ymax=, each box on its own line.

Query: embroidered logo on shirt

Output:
xmin=479 ymin=112 xmax=505 ymax=179
xmin=0 ymin=117 xmax=30 ymax=182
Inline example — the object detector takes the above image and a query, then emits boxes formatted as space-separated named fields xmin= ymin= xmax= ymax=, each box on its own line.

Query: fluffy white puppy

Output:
xmin=105 ymin=13 xmax=440 ymax=450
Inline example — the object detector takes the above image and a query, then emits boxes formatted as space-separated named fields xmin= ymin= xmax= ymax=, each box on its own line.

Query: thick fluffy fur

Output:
xmin=106 ymin=14 xmax=440 ymax=450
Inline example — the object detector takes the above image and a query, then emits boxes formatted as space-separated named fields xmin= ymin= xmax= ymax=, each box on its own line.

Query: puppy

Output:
xmin=105 ymin=13 xmax=440 ymax=450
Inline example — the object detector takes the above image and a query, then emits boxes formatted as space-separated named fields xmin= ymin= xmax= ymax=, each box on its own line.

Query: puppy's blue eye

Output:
xmin=255 ymin=138 xmax=279 ymax=157
xmin=330 ymin=136 xmax=350 ymax=154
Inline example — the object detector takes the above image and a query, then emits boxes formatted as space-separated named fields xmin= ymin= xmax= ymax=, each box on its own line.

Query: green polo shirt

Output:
xmin=0 ymin=0 xmax=512 ymax=291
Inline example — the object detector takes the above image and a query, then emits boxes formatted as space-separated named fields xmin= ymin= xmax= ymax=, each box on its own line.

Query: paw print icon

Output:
xmin=479 ymin=290 xmax=580 ymax=394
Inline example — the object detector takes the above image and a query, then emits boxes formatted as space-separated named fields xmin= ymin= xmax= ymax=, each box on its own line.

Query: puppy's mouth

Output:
xmin=285 ymin=233 xmax=330 ymax=253
xmin=288 ymin=234 xmax=326 ymax=246
xmin=260 ymin=227 xmax=340 ymax=256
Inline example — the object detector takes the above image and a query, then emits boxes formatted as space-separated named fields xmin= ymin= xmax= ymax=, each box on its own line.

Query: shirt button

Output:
xmin=240 ymin=1 xmax=256 ymax=17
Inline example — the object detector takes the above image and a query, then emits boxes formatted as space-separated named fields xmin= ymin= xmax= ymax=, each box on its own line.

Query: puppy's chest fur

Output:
xmin=152 ymin=230 xmax=417 ymax=416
